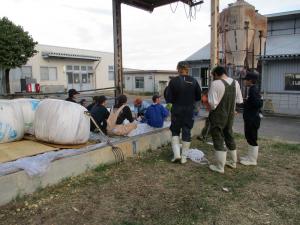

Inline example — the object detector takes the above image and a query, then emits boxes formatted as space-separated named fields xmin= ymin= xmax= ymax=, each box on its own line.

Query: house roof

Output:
xmin=185 ymin=43 xmax=210 ymax=62
xmin=265 ymin=10 xmax=300 ymax=21
xmin=261 ymin=34 xmax=300 ymax=60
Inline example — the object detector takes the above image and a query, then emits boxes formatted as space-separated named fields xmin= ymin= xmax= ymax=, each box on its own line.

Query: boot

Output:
xmin=171 ymin=136 xmax=181 ymax=163
xmin=225 ymin=150 xmax=237 ymax=169
xmin=209 ymin=151 xmax=227 ymax=174
xmin=240 ymin=145 xmax=258 ymax=166
xmin=181 ymin=141 xmax=190 ymax=164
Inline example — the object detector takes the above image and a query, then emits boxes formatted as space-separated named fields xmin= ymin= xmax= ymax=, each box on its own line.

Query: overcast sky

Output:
xmin=0 ymin=0 xmax=299 ymax=70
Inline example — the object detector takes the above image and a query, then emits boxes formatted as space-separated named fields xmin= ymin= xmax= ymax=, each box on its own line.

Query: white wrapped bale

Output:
xmin=0 ymin=100 xmax=25 ymax=143
xmin=12 ymin=98 xmax=40 ymax=135
xmin=34 ymin=99 xmax=90 ymax=144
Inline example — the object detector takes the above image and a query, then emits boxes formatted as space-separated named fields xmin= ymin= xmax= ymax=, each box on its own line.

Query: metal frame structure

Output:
xmin=112 ymin=0 xmax=204 ymax=97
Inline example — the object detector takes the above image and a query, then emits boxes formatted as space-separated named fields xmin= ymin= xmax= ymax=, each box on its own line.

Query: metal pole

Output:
xmin=112 ymin=0 xmax=123 ymax=99
xmin=210 ymin=0 xmax=219 ymax=69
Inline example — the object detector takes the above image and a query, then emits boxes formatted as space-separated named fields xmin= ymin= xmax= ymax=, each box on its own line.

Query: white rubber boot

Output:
xmin=240 ymin=145 xmax=259 ymax=166
xmin=171 ymin=136 xmax=181 ymax=163
xmin=181 ymin=141 xmax=190 ymax=164
xmin=209 ymin=151 xmax=227 ymax=174
xmin=225 ymin=150 xmax=237 ymax=169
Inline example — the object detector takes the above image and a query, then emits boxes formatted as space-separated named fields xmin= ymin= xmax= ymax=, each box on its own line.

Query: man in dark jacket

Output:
xmin=90 ymin=95 xmax=110 ymax=134
xmin=240 ymin=72 xmax=263 ymax=166
xmin=87 ymin=96 xmax=99 ymax=111
xmin=144 ymin=95 xmax=169 ymax=128
xmin=167 ymin=61 xmax=202 ymax=164
xmin=66 ymin=89 xmax=79 ymax=103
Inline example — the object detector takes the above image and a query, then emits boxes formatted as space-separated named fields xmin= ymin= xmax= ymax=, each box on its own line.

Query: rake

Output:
xmin=84 ymin=111 xmax=124 ymax=163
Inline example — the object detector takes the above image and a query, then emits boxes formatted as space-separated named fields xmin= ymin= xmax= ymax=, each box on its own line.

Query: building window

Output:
xmin=191 ymin=68 xmax=200 ymax=78
xmin=66 ymin=65 xmax=93 ymax=86
xmin=201 ymin=67 xmax=209 ymax=87
xmin=40 ymin=67 xmax=57 ymax=81
xmin=135 ymin=77 xmax=144 ymax=89
xmin=108 ymin=65 xmax=114 ymax=80
xmin=21 ymin=66 xmax=32 ymax=78
xmin=285 ymin=73 xmax=300 ymax=91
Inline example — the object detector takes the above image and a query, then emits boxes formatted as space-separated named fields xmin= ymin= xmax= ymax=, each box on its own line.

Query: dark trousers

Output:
xmin=244 ymin=118 xmax=260 ymax=146
xmin=170 ymin=105 xmax=194 ymax=142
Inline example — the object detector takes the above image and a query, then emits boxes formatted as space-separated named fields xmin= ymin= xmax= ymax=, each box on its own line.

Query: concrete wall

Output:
xmin=0 ymin=118 xmax=205 ymax=206
xmin=9 ymin=45 xmax=114 ymax=93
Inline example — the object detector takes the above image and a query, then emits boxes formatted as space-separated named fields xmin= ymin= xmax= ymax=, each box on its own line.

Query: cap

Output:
xmin=243 ymin=72 xmax=259 ymax=81
xmin=134 ymin=98 xmax=142 ymax=105
xmin=68 ymin=89 xmax=80 ymax=96
xmin=152 ymin=94 xmax=161 ymax=102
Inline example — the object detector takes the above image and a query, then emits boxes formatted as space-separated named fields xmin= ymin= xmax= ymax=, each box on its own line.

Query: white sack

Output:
xmin=34 ymin=99 xmax=90 ymax=144
xmin=0 ymin=100 xmax=24 ymax=143
xmin=12 ymin=98 xmax=40 ymax=135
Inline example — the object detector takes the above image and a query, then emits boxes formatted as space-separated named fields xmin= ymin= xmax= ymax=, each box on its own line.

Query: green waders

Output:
xmin=209 ymin=79 xmax=236 ymax=151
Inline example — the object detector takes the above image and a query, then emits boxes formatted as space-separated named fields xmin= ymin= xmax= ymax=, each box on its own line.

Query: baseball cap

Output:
xmin=68 ymin=89 xmax=80 ymax=96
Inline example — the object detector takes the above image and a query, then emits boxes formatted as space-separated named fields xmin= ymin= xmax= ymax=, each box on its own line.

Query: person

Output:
xmin=87 ymin=96 xmax=99 ymax=111
xmin=201 ymin=90 xmax=211 ymax=112
xmin=90 ymin=96 xmax=110 ymax=134
xmin=208 ymin=66 xmax=243 ymax=174
xmin=167 ymin=61 xmax=202 ymax=164
xmin=144 ymin=95 xmax=169 ymax=128
xmin=79 ymin=99 xmax=88 ymax=108
xmin=106 ymin=95 xmax=137 ymax=136
xmin=114 ymin=95 xmax=134 ymax=125
xmin=133 ymin=98 xmax=150 ymax=118
xmin=65 ymin=89 xmax=79 ymax=103
xmin=240 ymin=72 xmax=263 ymax=166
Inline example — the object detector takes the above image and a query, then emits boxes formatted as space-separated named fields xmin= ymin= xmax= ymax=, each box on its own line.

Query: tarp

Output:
xmin=0 ymin=140 xmax=58 ymax=163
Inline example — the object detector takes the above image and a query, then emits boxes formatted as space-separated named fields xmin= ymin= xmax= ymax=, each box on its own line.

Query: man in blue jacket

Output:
xmin=144 ymin=95 xmax=169 ymax=128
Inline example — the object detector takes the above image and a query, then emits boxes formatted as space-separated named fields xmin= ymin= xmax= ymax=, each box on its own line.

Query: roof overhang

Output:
xmin=261 ymin=54 xmax=300 ymax=61
xmin=121 ymin=0 xmax=203 ymax=12
xmin=42 ymin=52 xmax=101 ymax=61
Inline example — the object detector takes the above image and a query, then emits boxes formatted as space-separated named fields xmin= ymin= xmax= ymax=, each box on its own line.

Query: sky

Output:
xmin=0 ymin=0 xmax=299 ymax=70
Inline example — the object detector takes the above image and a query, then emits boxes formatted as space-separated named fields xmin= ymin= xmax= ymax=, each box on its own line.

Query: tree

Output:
xmin=0 ymin=17 xmax=37 ymax=93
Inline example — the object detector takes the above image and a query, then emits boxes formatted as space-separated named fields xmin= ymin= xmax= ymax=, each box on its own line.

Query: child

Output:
xmin=144 ymin=95 xmax=169 ymax=128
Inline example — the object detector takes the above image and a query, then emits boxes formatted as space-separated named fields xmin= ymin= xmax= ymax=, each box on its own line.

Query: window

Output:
xmin=82 ymin=73 xmax=88 ymax=83
xmin=88 ymin=66 xmax=93 ymax=71
xmin=74 ymin=65 xmax=80 ymax=71
xmin=40 ymin=67 xmax=57 ymax=81
xmin=21 ymin=66 xmax=32 ymax=78
xmin=201 ymin=68 xmax=209 ymax=87
xmin=73 ymin=73 xmax=80 ymax=83
xmin=191 ymin=68 xmax=200 ymax=78
xmin=135 ymin=77 xmax=144 ymax=89
xmin=81 ymin=66 xmax=87 ymax=71
xmin=108 ymin=65 xmax=114 ymax=80
xmin=66 ymin=65 xmax=73 ymax=71
xmin=67 ymin=72 xmax=73 ymax=84
xmin=285 ymin=73 xmax=300 ymax=91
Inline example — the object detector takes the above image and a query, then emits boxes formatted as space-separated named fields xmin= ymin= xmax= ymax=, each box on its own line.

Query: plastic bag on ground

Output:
xmin=34 ymin=99 xmax=90 ymax=144
xmin=0 ymin=100 xmax=24 ymax=143
xmin=185 ymin=149 xmax=208 ymax=164
xmin=12 ymin=98 xmax=40 ymax=135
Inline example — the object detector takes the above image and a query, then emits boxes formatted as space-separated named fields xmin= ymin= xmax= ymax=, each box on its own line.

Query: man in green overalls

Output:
xmin=208 ymin=66 xmax=243 ymax=173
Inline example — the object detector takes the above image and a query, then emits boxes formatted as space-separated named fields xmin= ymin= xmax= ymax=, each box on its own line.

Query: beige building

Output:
xmin=9 ymin=44 xmax=115 ymax=93
xmin=124 ymin=70 xmax=177 ymax=95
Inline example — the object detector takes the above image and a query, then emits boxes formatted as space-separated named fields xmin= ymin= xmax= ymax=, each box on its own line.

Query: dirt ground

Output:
xmin=0 ymin=135 xmax=299 ymax=225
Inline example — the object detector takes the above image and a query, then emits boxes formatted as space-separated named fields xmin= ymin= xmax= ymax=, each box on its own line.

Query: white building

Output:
xmin=9 ymin=44 xmax=115 ymax=93
xmin=124 ymin=70 xmax=177 ymax=95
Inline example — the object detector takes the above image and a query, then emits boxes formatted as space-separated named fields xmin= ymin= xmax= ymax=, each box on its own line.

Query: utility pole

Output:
xmin=112 ymin=0 xmax=123 ymax=99
xmin=210 ymin=0 xmax=219 ymax=69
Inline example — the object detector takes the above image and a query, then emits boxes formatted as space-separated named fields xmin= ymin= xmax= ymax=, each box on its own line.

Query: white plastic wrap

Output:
xmin=12 ymin=98 xmax=40 ymax=135
xmin=34 ymin=99 xmax=90 ymax=144
xmin=0 ymin=100 xmax=25 ymax=143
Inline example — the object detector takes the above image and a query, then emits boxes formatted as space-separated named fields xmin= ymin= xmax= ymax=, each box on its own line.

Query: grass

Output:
xmin=0 ymin=135 xmax=299 ymax=225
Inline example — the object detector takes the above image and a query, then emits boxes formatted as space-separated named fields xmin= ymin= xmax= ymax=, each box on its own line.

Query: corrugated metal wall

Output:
xmin=262 ymin=59 xmax=300 ymax=92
